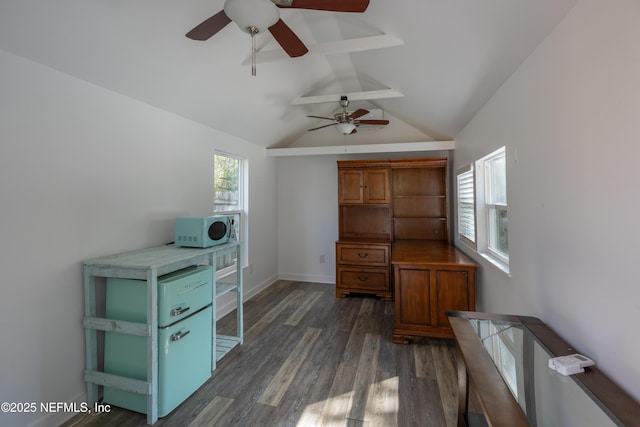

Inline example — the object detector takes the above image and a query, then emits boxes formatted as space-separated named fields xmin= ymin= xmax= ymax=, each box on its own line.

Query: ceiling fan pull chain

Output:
xmin=249 ymin=26 xmax=259 ymax=76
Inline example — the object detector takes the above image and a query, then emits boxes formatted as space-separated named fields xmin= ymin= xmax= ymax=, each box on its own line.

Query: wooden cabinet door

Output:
xmin=363 ymin=169 xmax=390 ymax=204
xmin=338 ymin=169 xmax=364 ymax=204
xmin=434 ymin=270 xmax=471 ymax=328
xmin=338 ymin=169 xmax=364 ymax=203
xmin=395 ymin=267 xmax=432 ymax=327
xmin=393 ymin=260 xmax=476 ymax=342
xmin=338 ymin=168 xmax=390 ymax=204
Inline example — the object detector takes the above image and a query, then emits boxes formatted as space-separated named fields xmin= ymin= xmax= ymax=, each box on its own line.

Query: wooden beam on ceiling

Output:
xmin=265 ymin=141 xmax=455 ymax=157
xmin=291 ymin=89 xmax=404 ymax=105
xmin=244 ymin=34 xmax=404 ymax=64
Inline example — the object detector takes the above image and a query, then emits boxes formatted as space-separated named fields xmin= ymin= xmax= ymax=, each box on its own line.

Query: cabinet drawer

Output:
xmin=337 ymin=267 xmax=390 ymax=292
xmin=336 ymin=243 xmax=390 ymax=266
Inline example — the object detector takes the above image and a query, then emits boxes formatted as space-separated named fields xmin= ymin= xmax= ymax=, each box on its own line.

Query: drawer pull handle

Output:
xmin=357 ymin=276 xmax=369 ymax=282
xmin=170 ymin=306 xmax=191 ymax=316
xmin=170 ymin=330 xmax=191 ymax=341
xmin=357 ymin=253 xmax=368 ymax=258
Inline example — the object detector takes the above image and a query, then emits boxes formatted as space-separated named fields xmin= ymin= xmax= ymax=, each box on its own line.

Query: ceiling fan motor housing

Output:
xmin=224 ymin=0 xmax=280 ymax=34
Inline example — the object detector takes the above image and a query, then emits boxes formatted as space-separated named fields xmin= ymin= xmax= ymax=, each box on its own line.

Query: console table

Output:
xmin=448 ymin=311 xmax=640 ymax=427
xmin=83 ymin=242 xmax=243 ymax=425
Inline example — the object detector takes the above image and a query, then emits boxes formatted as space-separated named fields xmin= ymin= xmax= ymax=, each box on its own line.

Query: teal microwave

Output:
xmin=174 ymin=215 xmax=235 ymax=248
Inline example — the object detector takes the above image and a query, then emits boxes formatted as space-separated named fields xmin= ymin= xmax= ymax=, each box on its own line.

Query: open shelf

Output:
xmin=216 ymin=283 xmax=239 ymax=297
xmin=392 ymin=167 xmax=446 ymax=197
xmin=393 ymin=196 xmax=446 ymax=219
xmin=83 ymin=242 xmax=243 ymax=425
xmin=339 ymin=205 xmax=391 ymax=240
xmin=216 ymin=335 xmax=242 ymax=361
xmin=393 ymin=218 xmax=448 ymax=240
xmin=391 ymin=160 xmax=449 ymax=241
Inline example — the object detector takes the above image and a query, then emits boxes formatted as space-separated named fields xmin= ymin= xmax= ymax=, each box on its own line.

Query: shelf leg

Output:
xmin=236 ymin=244 xmax=243 ymax=345
xmin=146 ymin=269 xmax=159 ymax=425
xmin=210 ymin=252 xmax=217 ymax=372
xmin=83 ymin=267 xmax=99 ymax=405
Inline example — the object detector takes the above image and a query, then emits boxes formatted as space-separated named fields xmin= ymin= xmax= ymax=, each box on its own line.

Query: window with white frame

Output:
xmin=476 ymin=146 xmax=509 ymax=271
xmin=214 ymin=152 xmax=246 ymax=275
xmin=214 ymin=152 xmax=243 ymax=213
xmin=456 ymin=164 xmax=476 ymax=248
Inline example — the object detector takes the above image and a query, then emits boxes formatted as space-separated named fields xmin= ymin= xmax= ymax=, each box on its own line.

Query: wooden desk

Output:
xmin=448 ymin=311 xmax=640 ymax=427
xmin=392 ymin=240 xmax=476 ymax=342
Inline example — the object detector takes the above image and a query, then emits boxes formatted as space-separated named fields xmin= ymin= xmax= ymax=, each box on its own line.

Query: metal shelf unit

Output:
xmin=83 ymin=242 xmax=243 ymax=425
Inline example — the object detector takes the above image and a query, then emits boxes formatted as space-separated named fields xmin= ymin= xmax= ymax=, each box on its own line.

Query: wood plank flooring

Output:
xmin=64 ymin=281 xmax=464 ymax=427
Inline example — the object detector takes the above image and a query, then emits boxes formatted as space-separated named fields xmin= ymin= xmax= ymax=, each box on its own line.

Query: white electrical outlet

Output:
xmin=319 ymin=254 xmax=326 ymax=263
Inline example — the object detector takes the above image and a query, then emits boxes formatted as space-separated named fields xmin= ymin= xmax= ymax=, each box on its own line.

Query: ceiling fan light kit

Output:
xmin=336 ymin=122 xmax=357 ymax=135
xmin=186 ymin=0 xmax=370 ymax=76
xmin=224 ymin=0 xmax=280 ymax=76
xmin=224 ymin=0 xmax=279 ymax=34
xmin=307 ymin=96 xmax=390 ymax=135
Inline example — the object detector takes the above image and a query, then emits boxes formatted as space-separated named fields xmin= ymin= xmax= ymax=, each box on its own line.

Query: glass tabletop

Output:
xmin=469 ymin=318 xmax=621 ymax=427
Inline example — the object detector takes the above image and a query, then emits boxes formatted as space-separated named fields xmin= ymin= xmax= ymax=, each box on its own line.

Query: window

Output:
xmin=456 ymin=165 xmax=476 ymax=248
xmin=214 ymin=152 xmax=246 ymax=275
xmin=483 ymin=148 xmax=508 ymax=262
xmin=476 ymin=147 xmax=509 ymax=271
xmin=214 ymin=152 xmax=242 ymax=213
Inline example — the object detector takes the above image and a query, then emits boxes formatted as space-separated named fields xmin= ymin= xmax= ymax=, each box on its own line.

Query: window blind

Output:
xmin=457 ymin=168 xmax=475 ymax=243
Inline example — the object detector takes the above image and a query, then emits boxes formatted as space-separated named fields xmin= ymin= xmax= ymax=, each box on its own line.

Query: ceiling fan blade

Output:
xmin=268 ymin=19 xmax=309 ymax=57
xmin=308 ymin=123 xmax=337 ymax=131
xmin=186 ymin=10 xmax=232 ymax=40
xmin=349 ymin=108 xmax=369 ymax=119
xmin=307 ymin=115 xmax=336 ymax=121
xmin=354 ymin=119 xmax=390 ymax=125
xmin=275 ymin=0 xmax=370 ymax=13
xmin=350 ymin=128 xmax=358 ymax=134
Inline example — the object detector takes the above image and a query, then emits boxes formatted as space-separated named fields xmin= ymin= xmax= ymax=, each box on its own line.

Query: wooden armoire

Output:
xmin=335 ymin=158 xmax=477 ymax=341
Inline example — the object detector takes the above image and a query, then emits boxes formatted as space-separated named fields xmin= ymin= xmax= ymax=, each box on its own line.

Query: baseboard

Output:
xmin=277 ymin=273 xmax=335 ymax=284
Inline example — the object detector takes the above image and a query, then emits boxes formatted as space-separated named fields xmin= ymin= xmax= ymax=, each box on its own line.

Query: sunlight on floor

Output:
xmin=296 ymin=377 xmax=399 ymax=427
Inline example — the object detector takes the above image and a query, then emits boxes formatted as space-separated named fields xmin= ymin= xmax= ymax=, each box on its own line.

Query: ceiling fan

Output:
xmin=186 ymin=0 xmax=370 ymax=75
xmin=307 ymin=96 xmax=390 ymax=135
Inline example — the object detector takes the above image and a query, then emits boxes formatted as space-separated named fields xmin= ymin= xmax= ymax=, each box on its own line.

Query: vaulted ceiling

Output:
xmin=0 ymin=0 xmax=578 ymax=150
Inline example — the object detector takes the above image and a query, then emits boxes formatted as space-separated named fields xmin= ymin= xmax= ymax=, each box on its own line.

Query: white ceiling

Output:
xmin=0 ymin=0 xmax=578 ymax=149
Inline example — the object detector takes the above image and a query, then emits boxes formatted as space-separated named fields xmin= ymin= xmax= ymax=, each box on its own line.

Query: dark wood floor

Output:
xmin=65 ymin=280 xmax=466 ymax=427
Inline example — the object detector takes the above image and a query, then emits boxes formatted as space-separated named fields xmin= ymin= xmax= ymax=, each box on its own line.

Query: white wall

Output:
xmin=277 ymin=155 xmax=339 ymax=283
xmin=453 ymin=0 xmax=640 ymax=401
xmin=0 ymin=50 xmax=278 ymax=427
xmin=276 ymin=151 xmax=450 ymax=284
